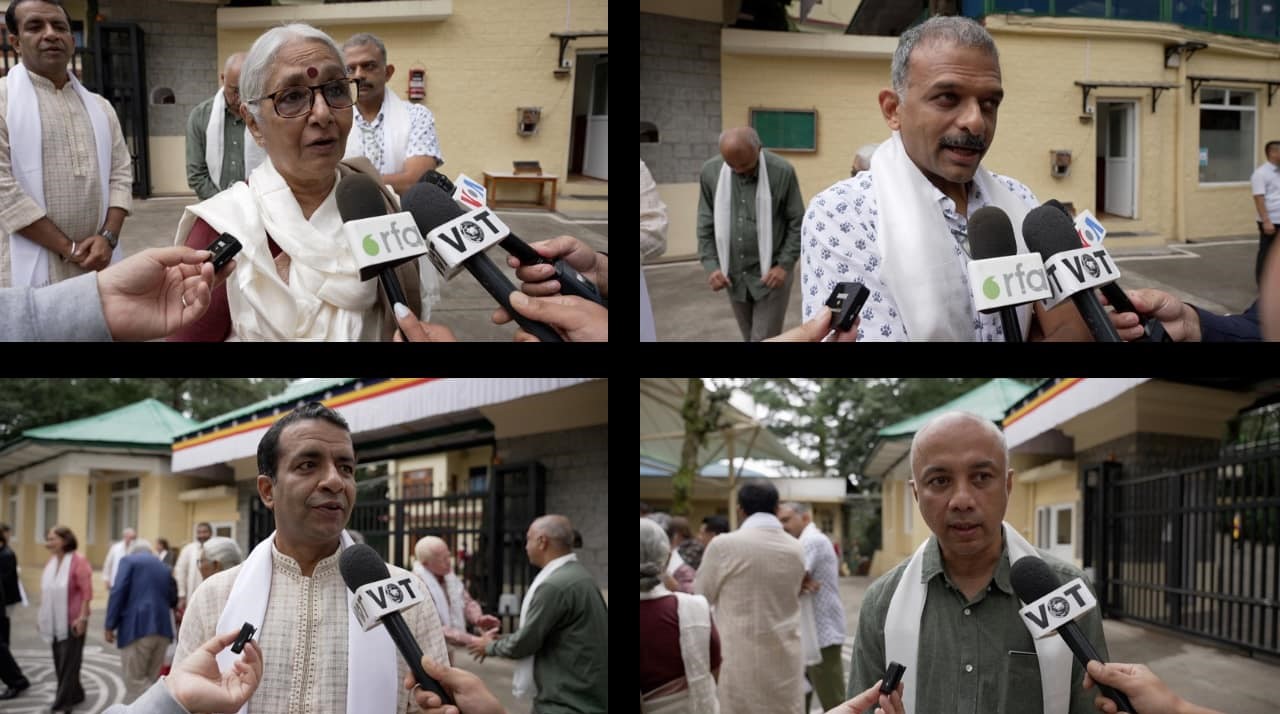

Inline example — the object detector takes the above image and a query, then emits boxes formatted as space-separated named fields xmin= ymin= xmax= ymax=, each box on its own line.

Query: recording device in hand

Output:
xmin=230 ymin=622 xmax=256 ymax=654
xmin=339 ymin=543 xmax=453 ymax=705
xmin=826 ymin=282 xmax=869 ymax=332
xmin=1010 ymin=557 xmax=1137 ymax=713
xmin=881 ymin=661 xmax=906 ymax=695
xmin=207 ymin=233 xmax=242 ymax=273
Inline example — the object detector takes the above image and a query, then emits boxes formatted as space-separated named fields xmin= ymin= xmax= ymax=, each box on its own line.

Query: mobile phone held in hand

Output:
xmin=881 ymin=661 xmax=906 ymax=695
xmin=826 ymin=282 xmax=870 ymax=332
xmin=207 ymin=233 xmax=242 ymax=273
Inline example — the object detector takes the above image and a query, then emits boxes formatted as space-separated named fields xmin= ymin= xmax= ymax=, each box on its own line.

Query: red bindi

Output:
xmin=306 ymin=66 xmax=318 ymax=79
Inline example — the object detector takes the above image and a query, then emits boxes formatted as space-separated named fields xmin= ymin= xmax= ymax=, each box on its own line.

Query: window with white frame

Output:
xmin=110 ymin=478 xmax=139 ymax=541
xmin=37 ymin=483 xmax=58 ymax=542
xmin=1199 ymin=88 xmax=1257 ymax=183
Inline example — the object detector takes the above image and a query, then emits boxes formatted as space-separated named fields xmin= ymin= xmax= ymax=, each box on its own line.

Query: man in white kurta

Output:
xmin=695 ymin=481 xmax=807 ymax=714
xmin=173 ymin=402 xmax=448 ymax=713
xmin=102 ymin=528 xmax=136 ymax=590
xmin=174 ymin=522 xmax=212 ymax=612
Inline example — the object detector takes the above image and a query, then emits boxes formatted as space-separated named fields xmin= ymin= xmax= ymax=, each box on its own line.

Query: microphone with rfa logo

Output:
xmin=352 ymin=574 xmax=428 ymax=631
xmin=1017 ymin=577 xmax=1097 ymax=639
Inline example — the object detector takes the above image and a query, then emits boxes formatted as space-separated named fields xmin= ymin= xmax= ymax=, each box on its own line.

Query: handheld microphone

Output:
xmin=1010 ymin=557 xmax=1137 ymax=713
xmin=1042 ymin=200 xmax=1171 ymax=343
xmin=401 ymin=183 xmax=565 ymax=342
xmin=336 ymin=174 xmax=429 ymax=313
xmin=967 ymin=206 xmax=1050 ymax=342
xmin=1022 ymin=205 xmax=1124 ymax=342
xmin=339 ymin=543 xmax=453 ymax=706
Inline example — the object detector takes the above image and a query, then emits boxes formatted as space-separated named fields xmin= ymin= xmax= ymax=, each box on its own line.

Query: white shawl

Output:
xmin=416 ymin=563 xmax=466 ymax=634
xmin=640 ymin=585 xmax=720 ymax=714
xmin=37 ymin=553 xmax=72 ymax=644
xmin=513 ymin=552 xmax=577 ymax=701
xmin=204 ymin=87 xmax=265 ymax=189
xmin=6 ymin=63 xmax=121 ymax=287
xmin=884 ymin=522 xmax=1072 ymax=714
xmin=871 ymin=131 xmax=1034 ymax=340
xmin=215 ymin=530 xmax=397 ymax=714
xmin=174 ymin=159 xmax=380 ymax=340
xmin=343 ymin=88 xmax=411 ymax=175
xmin=713 ymin=150 xmax=772 ymax=280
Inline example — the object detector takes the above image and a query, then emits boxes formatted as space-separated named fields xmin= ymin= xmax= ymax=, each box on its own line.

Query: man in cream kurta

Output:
xmin=175 ymin=542 xmax=447 ymax=713
xmin=0 ymin=1 xmax=132 ymax=289
xmin=695 ymin=480 xmax=807 ymax=714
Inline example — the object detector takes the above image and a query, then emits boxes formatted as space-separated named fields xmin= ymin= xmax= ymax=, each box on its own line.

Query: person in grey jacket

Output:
xmin=103 ymin=627 xmax=261 ymax=714
xmin=1 ymin=246 xmax=233 ymax=341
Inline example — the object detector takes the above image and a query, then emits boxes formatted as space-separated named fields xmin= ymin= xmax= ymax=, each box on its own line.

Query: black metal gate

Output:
xmin=250 ymin=460 xmax=546 ymax=628
xmin=1085 ymin=446 xmax=1280 ymax=656
xmin=92 ymin=22 xmax=150 ymax=197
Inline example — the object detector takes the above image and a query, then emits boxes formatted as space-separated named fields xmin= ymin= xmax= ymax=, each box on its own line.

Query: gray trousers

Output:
xmin=120 ymin=634 xmax=171 ymax=703
xmin=729 ymin=270 xmax=794 ymax=341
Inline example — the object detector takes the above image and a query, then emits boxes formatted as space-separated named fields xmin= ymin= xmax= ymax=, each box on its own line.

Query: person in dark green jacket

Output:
xmin=468 ymin=515 xmax=607 ymax=714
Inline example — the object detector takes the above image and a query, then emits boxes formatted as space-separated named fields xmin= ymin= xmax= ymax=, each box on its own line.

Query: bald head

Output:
xmin=415 ymin=535 xmax=452 ymax=576
xmin=719 ymin=127 xmax=762 ymax=176
xmin=123 ymin=528 xmax=136 ymax=543
xmin=526 ymin=514 xmax=574 ymax=567
xmin=222 ymin=52 xmax=246 ymax=108
xmin=909 ymin=411 xmax=1008 ymax=478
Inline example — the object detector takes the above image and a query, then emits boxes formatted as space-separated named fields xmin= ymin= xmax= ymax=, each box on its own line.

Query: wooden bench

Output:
xmin=482 ymin=172 xmax=559 ymax=212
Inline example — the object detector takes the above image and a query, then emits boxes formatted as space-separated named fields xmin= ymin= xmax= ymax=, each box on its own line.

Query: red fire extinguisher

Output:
xmin=407 ymin=67 xmax=426 ymax=101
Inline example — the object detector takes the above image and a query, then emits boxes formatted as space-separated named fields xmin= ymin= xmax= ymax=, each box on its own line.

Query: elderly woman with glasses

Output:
xmin=169 ymin=23 xmax=439 ymax=341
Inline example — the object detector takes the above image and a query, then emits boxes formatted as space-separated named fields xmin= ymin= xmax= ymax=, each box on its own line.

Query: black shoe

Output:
xmin=0 ymin=681 xmax=28 ymax=699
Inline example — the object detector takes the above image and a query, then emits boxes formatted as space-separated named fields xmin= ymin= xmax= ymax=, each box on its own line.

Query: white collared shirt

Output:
xmin=800 ymin=170 xmax=1038 ymax=341
xmin=1251 ymin=162 xmax=1280 ymax=222
xmin=739 ymin=512 xmax=784 ymax=530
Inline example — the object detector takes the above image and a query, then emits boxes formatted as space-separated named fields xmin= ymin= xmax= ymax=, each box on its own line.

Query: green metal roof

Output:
xmin=24 ymin=398 xmax=198 ymax=447
xmin=182 ymin=378 xmax=356 ymax=435
xmin=877 ymin=379 xmax=1038 ymax=436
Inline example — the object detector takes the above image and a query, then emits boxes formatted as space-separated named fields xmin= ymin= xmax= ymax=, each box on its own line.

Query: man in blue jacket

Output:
xmin=106 ymin=539 xmax=176 ymax=704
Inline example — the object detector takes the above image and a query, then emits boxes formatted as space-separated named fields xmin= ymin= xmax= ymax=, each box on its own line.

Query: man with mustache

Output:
xmin=0 ymin=0 xmax=133 ymax=290
xmin=173 ymin=402 xmax=449 ymax=713
xmin=799 ymin=16 xmax=1090 ymax=340
xmin=847 ymin=411 xmax=1110 ymax=714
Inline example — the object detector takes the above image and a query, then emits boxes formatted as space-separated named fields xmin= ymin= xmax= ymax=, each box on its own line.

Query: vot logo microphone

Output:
xmin=424 ymin=208 xmax=511 ymax=279
xmin=352 ymin=574 xmax=428 ymax=631
xmin=1040 ymin=246 xmax=1120 ymax=310
xmin=1017 ymin=577 xmax=1097 ymax=639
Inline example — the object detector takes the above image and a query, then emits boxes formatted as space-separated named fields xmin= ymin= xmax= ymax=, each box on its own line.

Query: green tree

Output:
xmin=671 ymin=379 xmax=731 ymax=516
xmin=0 ymin=378 xmax=292 ymax=439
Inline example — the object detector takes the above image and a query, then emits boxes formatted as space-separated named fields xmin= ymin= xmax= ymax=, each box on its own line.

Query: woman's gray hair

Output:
xmin=640 ymin=518 xmax=670 ymax=592
xmin=127 ymin=539 xmax=153 ymax=556
xmin=891 ymin=16 xmax=999 ymax=101
xmin=200 ymin=536 xmax=244 ymax=569
xmin=240 ymin=22 xmax=343 ymax=123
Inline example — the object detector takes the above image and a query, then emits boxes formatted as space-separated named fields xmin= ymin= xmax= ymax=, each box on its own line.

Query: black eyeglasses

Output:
xmin=248 ymin=78 xmax=356 ymax=119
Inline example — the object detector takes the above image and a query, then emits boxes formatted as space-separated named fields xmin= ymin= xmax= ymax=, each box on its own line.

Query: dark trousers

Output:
xmin=51 ymin=633 xmax=86 ymax=709
xmin=0 ymin=608 xmax=27 ymax=688
xmin=1257 ymin=222 xmax=1277 ymax=286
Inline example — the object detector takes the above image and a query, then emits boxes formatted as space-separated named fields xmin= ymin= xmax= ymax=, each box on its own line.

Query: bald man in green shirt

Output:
xmin=848 ymin=412 xmax=1110 ymax=714
xmin=469 ymin=515 xmax=607 ymax=714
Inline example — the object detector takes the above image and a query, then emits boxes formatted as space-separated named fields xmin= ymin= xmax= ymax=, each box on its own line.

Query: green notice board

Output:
xmin=751 ymin=109 xmax=817 ymax=152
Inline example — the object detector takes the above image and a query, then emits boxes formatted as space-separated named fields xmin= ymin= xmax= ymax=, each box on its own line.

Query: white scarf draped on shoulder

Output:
xmin=871 ymin=131 xmax=1034 ymax=340
xmin=343 ymin=88 xmax=411 ymax=175
xmin=205 ymin=87 xmax=265 ymax=189
xmin=512 ymin=552 xmax=577 ymax=702
xmin=215 ymin=530 xmax=398 ymax=714
xmin=37 ymin=553 xmax=73 ymax=644
xmin=174 ymin=159 xmax=380 ymax=340
xmin=884 ymin=522 xmax=1072 ymax=714
xmin=6 ymin=63 xmax=121 ymax=287
xmin=713 ymin=150 xmax=772 ymax=280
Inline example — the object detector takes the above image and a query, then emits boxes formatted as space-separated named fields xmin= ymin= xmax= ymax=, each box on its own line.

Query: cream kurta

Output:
xmin=175 ymin=544 xmax=448 ymax=713
xmin=694 ymin=523 xmax=807 ymax=714
xmin=0 ymin=71 xmax=133 ymax=287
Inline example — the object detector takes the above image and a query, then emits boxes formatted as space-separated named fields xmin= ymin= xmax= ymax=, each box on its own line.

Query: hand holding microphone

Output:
xmin=1022 ymin=205 xmax=1124 ymax=342
xmin=1082 ymin=661 xmax=1224 ymax=714
xmin=1102 ymin=288 xmax=1202 ymax=342
xmin=406 ymin=656 xmax=507 ymax=714
xmin=504 ymin=235 xmax=608 ymax=302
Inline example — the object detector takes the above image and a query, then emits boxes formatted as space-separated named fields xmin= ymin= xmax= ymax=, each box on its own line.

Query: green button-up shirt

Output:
xmin=848 ymin=536 xmax=1109 ymax=714
xmin=486 ymin=560 xmax=608 ymax=714
xmin=186 ymin=94 xmax=246 ymax=200
xmin=696 ymin=149 xmax=804 ymax=302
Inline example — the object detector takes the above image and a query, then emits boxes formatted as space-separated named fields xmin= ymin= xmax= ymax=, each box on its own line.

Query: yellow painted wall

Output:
xmin=1134 ymin=381 xmax=1256 ymax=439
xmin=56 ymin=473 xmax=90 ymax=557
xmin=149 ymin=136 xmax=193 ymax=196
xmin=653 ymin=182 xmax=700 ymax=260
xmin=192 ymin=498 xmax=240 ymax=532
xmin=214 ymin=0 xmax=608 ymax=193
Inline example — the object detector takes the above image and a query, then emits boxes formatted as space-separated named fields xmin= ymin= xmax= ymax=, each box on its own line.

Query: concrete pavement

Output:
xmin=813 ymin=575 xmax=1280 ymax=713
xmin=645 ymin=236 xmax=1260 ymax=341
xmin=119 ymin=195 xmax=608 ymax=341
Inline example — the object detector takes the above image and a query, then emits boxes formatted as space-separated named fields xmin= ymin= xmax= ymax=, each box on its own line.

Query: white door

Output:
xmin=1049 ymin=504 xmax=1075 ymax=562
xmin=1103 ymin=103 xmax=1136 ymax=218
xmin=583 ymin=56 xmax=608 ymax=180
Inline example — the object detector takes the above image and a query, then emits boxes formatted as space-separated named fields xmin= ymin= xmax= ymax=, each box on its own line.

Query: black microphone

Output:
xmin=968 ymin=206 xmax=1024 ymax=342
xmin=1022 ymin=205 xmax=1124 ymax=342
xmin=335 ymin=174 xmax=423 ymax=314
xmin=401 ymin=183 xmax=565 ymax=342
xmin=1010 ymin=557 xmax=1137 ymax=714
xmin=1042 ymin=200 xmax=1171 ymax=343
xmin=339 ymin=543 xmax=453 ymax=706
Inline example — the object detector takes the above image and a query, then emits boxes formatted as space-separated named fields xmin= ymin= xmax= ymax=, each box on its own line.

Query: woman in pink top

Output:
xmin=37 ymin=526 xmax=92 ymax=713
